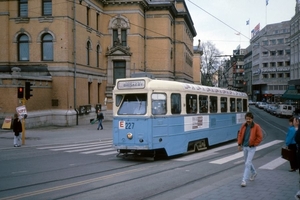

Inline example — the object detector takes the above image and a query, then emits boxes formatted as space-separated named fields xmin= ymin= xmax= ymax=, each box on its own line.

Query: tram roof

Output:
xmin=115 ymin=77 xmax=247 ymax=97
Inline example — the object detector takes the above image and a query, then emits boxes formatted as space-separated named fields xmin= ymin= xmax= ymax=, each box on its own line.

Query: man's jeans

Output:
xmin=97 ymin=119 xmax=103 ymax=129
xmin=242 ymin=146 xmax=256 ymax=181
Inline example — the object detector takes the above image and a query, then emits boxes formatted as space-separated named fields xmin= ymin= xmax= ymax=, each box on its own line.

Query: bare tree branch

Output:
xmin=201 ymin=41 xmax=221 ymax=86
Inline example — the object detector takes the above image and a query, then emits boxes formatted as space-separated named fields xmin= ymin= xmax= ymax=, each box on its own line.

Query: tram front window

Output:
xmin=118 ymin=94 xmax=147 ymax=115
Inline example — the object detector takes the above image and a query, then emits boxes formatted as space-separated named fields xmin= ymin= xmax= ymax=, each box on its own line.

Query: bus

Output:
xmin=112 ymin=77 xmax=248 ymax=158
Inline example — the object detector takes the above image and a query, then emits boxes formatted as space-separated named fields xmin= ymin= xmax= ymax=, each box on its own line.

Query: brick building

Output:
xmin=0 ymin=0 xmax=198 ymax=127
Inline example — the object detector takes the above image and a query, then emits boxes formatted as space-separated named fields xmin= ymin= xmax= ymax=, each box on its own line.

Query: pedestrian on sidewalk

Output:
xmin=97 ymin=109 xmax=104 ymax=130
xmin=294 ymin=117 xmax=300 ymax=199
xmin=12 ymin=113 xmax=22 ymax=147
xmin=237 ymin=112 xmax=263 ymax=187
xmin=285 ymin=117 xmax=298 ymax=172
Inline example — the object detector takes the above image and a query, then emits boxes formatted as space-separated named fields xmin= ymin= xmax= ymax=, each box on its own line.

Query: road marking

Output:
xmin=80 ymin=148 xmax=115 ymax=154
xmin=173 ymin=143 xmax=236 ymax=161
xmin=36 ymin=140 xmax=116 ymax=156
xmin=66 ymin=145 xmax=112 ymax=153
xmin=98 ymin=151 xmax=118 ymax=156
xmin=37 ymin=140 xmax=112 ymax=150
xmin=210 ymin=140 xmax=283 ymax=164
xmin=259 ymin=157 xmax=287 ymax=170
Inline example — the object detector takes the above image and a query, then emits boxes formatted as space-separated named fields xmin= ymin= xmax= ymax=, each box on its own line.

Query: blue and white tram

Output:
xmin=112 ymin=77 xmax=248 ymax=157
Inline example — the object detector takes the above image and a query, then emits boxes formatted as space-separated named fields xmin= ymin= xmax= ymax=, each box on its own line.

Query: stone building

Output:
xmin=0 ymin=0 xmax=197 ymax=127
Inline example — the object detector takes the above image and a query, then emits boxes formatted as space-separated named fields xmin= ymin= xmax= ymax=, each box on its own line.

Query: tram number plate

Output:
xmin=119 ymin=121 xmax=135 ymax=129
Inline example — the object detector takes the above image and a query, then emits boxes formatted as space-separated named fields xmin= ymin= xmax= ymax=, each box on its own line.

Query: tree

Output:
xmin=201 ymin=41 xmax=221 ymax=86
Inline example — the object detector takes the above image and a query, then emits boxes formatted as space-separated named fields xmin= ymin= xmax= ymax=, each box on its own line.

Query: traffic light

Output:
xmin=25 ymin=82 xmax=33 ymax=100
xmin=17 ymin=87 xmax=24 ymax=99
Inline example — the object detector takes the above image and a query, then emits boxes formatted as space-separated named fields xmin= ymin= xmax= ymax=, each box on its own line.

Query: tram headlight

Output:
xmin=127 ymin=132 xmax=133 ymax=139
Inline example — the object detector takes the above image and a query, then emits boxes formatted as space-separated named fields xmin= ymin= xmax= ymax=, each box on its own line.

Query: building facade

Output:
xmin=249 ymin=21 xmax=291 ymax=102
xmin=283 ymin=0 xmax=300 ymax=102
xmin=0 ymin=0 xmax=197 ymax=127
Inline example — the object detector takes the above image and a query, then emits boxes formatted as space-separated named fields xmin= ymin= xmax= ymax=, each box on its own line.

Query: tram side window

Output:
xmin=186 ymin=94 xmax=197 ymax=114
xmin=199 ymin=95 xmax=208 ymax=113
xmin=230 ymin=98 xmax=236 ymax=112
xmin=209 ymin=96 xmax=218 ymax=113
xmin=152 ymin=93 xmax=167 ymax=115
xmin=171 ymin=93 xmax=181 ymax=114
xmin=221 ymin=97 xmax=227 ymax=113
xmin=237 ymin=99 xmax=242 ymax=112
xmin=243 ymin=99 xmax=248 ymax=112
xmin=118 ymin=93 xmax=147 ymax=115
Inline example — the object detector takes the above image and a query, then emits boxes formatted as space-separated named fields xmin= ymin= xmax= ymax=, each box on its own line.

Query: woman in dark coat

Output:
xmin=13 ymin=113 xmax=22 ymax=147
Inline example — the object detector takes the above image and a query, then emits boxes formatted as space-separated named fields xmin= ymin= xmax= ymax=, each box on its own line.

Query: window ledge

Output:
xmin=15 ymin=17 xmax=30 ymax=24
xmin=86 ymin=27 xmax=92 ymax=33
xmin=38 ymin=16 xmax=54 ymax=23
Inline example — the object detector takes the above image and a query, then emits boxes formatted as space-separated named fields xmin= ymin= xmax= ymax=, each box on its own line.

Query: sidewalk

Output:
xmin=0 ymin=121 xmax=299 ymax=199
xmin=181 ymin=169 xmax=299 ymax=200
xmin=0 ymin=121 xmax=113 ymax=149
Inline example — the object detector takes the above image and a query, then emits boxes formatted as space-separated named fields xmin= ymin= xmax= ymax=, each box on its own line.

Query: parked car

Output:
xmin=264 ymin=104 xmax=273 ymax=112
xmin=274 ymin=104 xmax=295 ymax=118
xmin=268 ymin=105 xmax=278 ymax=115
xmin=255 ymin=102 xmax=261 ymax=107
xmin=258 ymin=102 xmax=267 ymax=109
xmin=248 ymin=100 xmax=256 ymax=105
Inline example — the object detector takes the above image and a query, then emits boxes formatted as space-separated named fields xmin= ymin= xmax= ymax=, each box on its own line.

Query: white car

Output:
xmin=258 ymin=102 xmax=267 ymax=109
xmin=248 ymin=100 xmax=256 ymax=105
xmin=275 ymin=104 xmax=295 ymax=118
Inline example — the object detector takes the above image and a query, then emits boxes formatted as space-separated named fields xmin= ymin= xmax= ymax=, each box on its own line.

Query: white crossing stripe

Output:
xmin=259 ymin=157 xmax=288 ymax=170
xmin=173 ymin=143 xmax=237 ymax=161
xmin=98 ymin=151 xmax=118 ymax=156
xmin=36 ymin=140 xmax=117 ymax=156
xmin=37 ymin=141 xmax=111 ymax=150
xmin=80 ymin=148 xmax=115 ymax=154
xmin=210 ymin=140 xmax=283 ymax=164
xmin=66 ymin=145 xmax=112 ymax=153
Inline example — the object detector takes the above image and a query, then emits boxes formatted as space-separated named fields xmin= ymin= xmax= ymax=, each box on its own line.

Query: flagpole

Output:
xmin=248 ymin=19 xmax=250 ymax=40
xmin=265 ymin=0 xmax=268 ymax=26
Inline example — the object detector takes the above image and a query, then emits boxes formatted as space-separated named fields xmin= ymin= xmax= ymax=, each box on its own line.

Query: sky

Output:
xmin=185 ymin=0 xmax=296 ymax=55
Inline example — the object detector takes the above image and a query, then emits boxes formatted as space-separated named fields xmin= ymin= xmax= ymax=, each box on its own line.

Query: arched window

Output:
xmin=96 ymin=45 xmax=100 ymax=68
xmin=18 ymin=34 xmax=29 ymax=61
xmin=42 ymin=33 xmax=53 ymax=61
xmin=87 ymin=41 xmax=91 ymax=65
xmin=109 ymin=15 xmax=129 ymax=47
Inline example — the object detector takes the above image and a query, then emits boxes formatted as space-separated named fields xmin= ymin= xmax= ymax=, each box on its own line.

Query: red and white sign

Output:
xmin=16 ymin=105 xmax=27 ymax=119
xmin=119 ymin=121 xmax=125 ymax=129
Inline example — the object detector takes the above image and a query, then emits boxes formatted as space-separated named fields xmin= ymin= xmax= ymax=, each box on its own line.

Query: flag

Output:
xmin=251 ymin=23 xmax=260 ymax=37
xmin=246 ymin=20 xmax=250 ymax=25
xmin=266 ymin=0 xmax=268 ymax=6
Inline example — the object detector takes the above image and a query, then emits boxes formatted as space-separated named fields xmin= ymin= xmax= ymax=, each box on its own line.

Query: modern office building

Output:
xmin=0 ymin=0 xmax=197 ymax=127
xmin=249 ymin=21 xmax=291 ymax=102
xmin=283 ymin=0 xmax=300 ymax=102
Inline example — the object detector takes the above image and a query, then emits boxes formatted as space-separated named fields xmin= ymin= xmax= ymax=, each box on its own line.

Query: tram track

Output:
xmin=0 ymin=107 xmax=289 ymax=200
xmin=0 ymin=157 xmax=148 ymax=194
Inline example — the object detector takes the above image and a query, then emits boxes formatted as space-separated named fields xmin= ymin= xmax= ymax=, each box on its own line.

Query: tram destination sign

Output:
xmin=117 ymin=80 xmax=145 ymax=90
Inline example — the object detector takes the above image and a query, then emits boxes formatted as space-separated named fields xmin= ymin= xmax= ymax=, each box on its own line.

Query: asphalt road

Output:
xmin=0 ymin=106 xmax=297 ymax=200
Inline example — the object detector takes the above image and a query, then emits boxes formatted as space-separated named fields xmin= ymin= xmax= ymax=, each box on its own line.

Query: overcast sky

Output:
xmin=185 ymin=0 xmax=296 ymax=55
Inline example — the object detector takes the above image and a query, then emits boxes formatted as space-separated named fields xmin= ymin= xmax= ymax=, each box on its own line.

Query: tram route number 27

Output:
xmin=119 ymin=121 xmax=135 ymax=129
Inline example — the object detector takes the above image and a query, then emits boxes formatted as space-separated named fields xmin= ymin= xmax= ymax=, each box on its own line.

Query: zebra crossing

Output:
xmin=174 ymin=140 xmax=288 ymax=170
xmin=36 ymin=139 xmax=288 ymax=170
xmin=36 ymin=140 xmax=117 ymax=156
